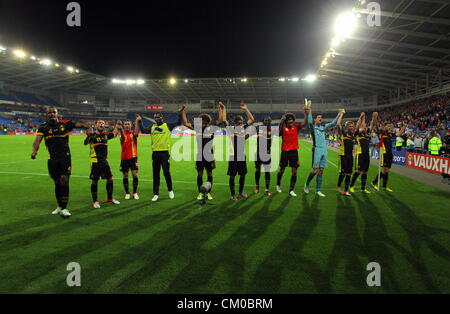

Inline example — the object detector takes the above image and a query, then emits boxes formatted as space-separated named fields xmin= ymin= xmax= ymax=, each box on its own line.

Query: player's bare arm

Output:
xmin=217 ymin=102 xmax=224 ymax=125
xmin=134 ymin=114 xmax=142 ymax=137
xmin=336 ymin=108 xmax=345 ymax=133
xmin=31 ymin=134 xmax=44 ymax=159
xmin=113 ymin=120 xmax=122 ymax=138
xmin=240 ymin=103 xmax=254 ymax=125
xmin=73 ymin=121 xmax=92 ymax=129
xmin=179 ymin=105 xmax=193 ymax=129
xmin=356 ymin=112 xmax=364 ymax=132
xmin=370 ymin=112 xmax=378 ymax=133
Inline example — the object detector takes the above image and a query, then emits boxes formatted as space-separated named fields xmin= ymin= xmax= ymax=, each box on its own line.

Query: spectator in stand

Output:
xmin=406 ymin=135 xmax=415 ymax=152
xmin=414 ymin=134 xmax=423 ymax=153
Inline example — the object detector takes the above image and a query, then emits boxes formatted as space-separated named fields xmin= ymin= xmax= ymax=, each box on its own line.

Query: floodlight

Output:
xmin=279 ymin=78 xmax=286 ymax=82
xmin=169 ymin=78 xmax=177 ymax=85
xmin=42 ymin=59 xmax=52 ymax=66
xmin=304 ymin=74 xmax=317 ymax=82
xmin=137 ymin=79 xmax=145 ymax=85
xmin=291 ymin=77 xmax=299 ymax=82
xmin=334 ymin=12 xmax=358 ymax=37
xmin=13 ymin=50 xmax=27 ymax=58
xmin=331 ymin=37 xmax=341 ymax=48
xmin=67 ymin=66 xmax=75 ymax=73
xmin=241 ymin=78 xmax=248 ymax=82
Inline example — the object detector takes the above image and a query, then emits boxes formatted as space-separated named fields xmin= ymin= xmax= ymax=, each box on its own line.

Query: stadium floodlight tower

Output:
xmin=334 ymin=11 xmax=358 ymax=37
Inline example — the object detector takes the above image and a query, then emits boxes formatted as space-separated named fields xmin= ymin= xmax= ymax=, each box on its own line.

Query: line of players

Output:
xmin=31 ymin=104 xmax=407 ymax=218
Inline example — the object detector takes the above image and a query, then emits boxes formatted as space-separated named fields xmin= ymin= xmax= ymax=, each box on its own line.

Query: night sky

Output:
xmin=0 ymin=0 xmax=355 ymax=78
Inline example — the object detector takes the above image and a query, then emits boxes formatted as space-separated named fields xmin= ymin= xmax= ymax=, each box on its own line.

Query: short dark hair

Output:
xmin=313 ymin=114 xmax=322 ymax=119
xmin=234 ymin=115 xmax=244 ymax=122
xmin=47 ymin=106 xmax=58 ymax=113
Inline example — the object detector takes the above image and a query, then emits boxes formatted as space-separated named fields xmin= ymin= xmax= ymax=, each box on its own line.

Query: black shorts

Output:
xmin=90 ymin=161 xmax=113 ymax=181
xmin=120 ymin=157 xmax=139 ymax=173
xmin=48 ymin=158 xmax=72 ymax=180
xmin=255 ymin=151 xmax=271 ymax=166
xmin=280 ymin=150 xmax=299 ymax=168
xmin=228 ymin=161 xmax=247 ymax=176
xmin=339 ymin=155 xmax=353 ymax=174
xmin=356 ymin=154 xmax=369 ymax=172
xmin=196 ymin=160 xmax=216 ymax=172
xmin=381 ymin=152 xmax=393 ymax=168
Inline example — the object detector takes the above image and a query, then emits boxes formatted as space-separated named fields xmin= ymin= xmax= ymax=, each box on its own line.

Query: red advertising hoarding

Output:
xmin=406 ymin=152 xmax=450 ymax=175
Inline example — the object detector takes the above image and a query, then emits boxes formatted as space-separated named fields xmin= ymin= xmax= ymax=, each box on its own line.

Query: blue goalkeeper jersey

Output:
xmin=308 ymin=113 xmax=339 ymax=148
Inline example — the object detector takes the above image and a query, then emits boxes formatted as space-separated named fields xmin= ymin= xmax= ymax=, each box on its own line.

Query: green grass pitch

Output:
xmin=0 ymin=135 xmax=449 ymax=294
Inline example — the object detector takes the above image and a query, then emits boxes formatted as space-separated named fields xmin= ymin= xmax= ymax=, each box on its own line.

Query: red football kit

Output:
xmin=120 ymin=130 xmax=138 ymax=160
xmin=281 ymin=124 xmax=302 ymax=151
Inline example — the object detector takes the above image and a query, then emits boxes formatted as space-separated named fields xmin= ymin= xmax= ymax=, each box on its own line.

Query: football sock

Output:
xmin=277 ymin=171 xmax=284 ymax=186
xmin=123 ymin=178 xmax=129 ymax=194
xmin=60 ymin=183 xmax=69 ymax=209
xmin=106 ymin=180 xmax=113 ymax=200
xmin=207 ymin=175 xmax=213 ymax=193
xmin=91 ymin=183 xmax=98 ymax=202
xmin=361 ymin=173 xmax=367 ymax=190
xmin=239 ymin=175 xmax=245 ymax=194
xmin=54 ymin=180 xmax=62 ymax=207
xmin=229 ymin=177 xmax=236 ymax=196
xmin=350 ymin=172 xmax=360 ymax=187
xmin=338 ymin=174 xmax=344 ymax=187
xmin=373 ymin=174 xmax=380 ymax=185
xmin=306 ymin=172 xmax=316 ymax=186
xmin=197 ymin=176 xmax=203 ymax=192
xmin=316 ymin=174 xmax=323 ymax=192
xmin=132 ymin=177 xmax=139 ymax=194
xmin=344 ymin=175 xmax=351 ymax=192
xmin=290 ymin=174 xmax=297 ymax=192
xmin=383 ymin=172 xmax=389 ymax=188
xmin=255 ymin=170 xmax=261 ymax=188
xmin=265 ymin=172 xmax=271 ymax=190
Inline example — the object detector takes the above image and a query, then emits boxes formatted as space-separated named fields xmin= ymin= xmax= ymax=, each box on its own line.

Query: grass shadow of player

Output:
xmin=0 ymin=200 xmax=160 ymax=251
xmin=325 ymin=195 xmax=366 ymax=292
xmin=70 ymin=197 xmax=260 ymax=293
xmin=114 ymin=197 xmax=272 ymax=293
xmin=162 ymin=196 xmax=282 ymax=293
xmin=0 ymin=200 xmax=198 ymax=293
xmin=381 ymin=193 xmax=450 ymax=293
xmin=248 ymin=194 xmax=330 ymax=293
xmin=42 ymin=198 xmax=252 ymax=293
xmin=352 ymin=193 xmax=401 ymax=293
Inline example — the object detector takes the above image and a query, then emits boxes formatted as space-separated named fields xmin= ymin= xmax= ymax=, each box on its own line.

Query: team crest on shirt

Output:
xmin=60 ymin=126 xmax=65 ymax=132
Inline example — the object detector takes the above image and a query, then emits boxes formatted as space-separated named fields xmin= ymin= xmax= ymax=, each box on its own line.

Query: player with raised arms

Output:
xmin=179 ymin=102 xmax=226 ymax=200
xmin=371 ymin=117 xmax=408 ymax=192
xmin=336 ymin=117 xmax=355 ymax=196
xmin=303 ymin=101 xmax=344 ymax=197
xmin=254 ymin=116 xmax=273 ymax=196
xmin=225 ymin=103 xmax=255 ymax=201
xmin=349 ymin=112 xmax=377 ymax=193
xmin=84 ymin=120 xmax=122 ymax=208
xmin=120 ymin=114 xmax=142 ymax=200
xmin=276 ymin=105 xmax=309 ymax=197
xmin=31 ymin=106 xmax=91 ymax=218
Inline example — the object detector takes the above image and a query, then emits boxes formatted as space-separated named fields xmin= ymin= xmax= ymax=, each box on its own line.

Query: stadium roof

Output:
xmin=1 ymin=0 xmax=450 ymax=105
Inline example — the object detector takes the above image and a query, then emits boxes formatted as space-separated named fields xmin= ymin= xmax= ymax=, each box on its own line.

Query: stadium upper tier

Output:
xmin=1 ymin=0 xmax=450 ymax=105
